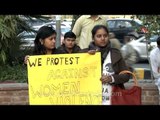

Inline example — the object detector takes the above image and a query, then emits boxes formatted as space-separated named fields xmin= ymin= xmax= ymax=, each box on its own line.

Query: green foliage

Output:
xmin=136 ymin=15 xmax=160 ymax=37
xmin=135 ymin=15 xmax=159 ymax=80
xmin=0 ymin=15 xmax=49 ymax=65
xmin=135 ymin=15 xmax=160 ymax=52
xmin=0 ymin=15 xmax=18 ymax=64
xmin=0 ymin=15 xmax=51 ymax=82
xmin=0 ymin=64 xmax=28 ymax=83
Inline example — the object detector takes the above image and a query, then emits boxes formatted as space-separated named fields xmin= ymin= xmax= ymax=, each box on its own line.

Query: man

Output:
xmin=150 ymin=36 xmax=160 ymax=93
xmin=72 ymin=15 xmax=107 ymax=49
xmin=57 ymin=31 xmax=81 ymax=53
xmin=121 ymin=36 xmax=137 ymax=72
xmin=109 ymin=32 xmax=121 ymax=50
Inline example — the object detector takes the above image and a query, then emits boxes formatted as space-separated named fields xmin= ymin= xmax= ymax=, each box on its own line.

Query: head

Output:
xmin=34 ymin=26 xmax=57 ymax=54
xmin=92 ymin=25 xmax=109 ymax=47
xmin=157 ymin=36 xmax=160 ymax=47
xmin=124 ymin=36 xmax=131 ymax=44
xmin=109 ymin=32 xmax=115 ymax=39
xmin=63 ymin=31 xmax=76 ymax=49
xmin=91 ymin=15 xmax=98 ymax=17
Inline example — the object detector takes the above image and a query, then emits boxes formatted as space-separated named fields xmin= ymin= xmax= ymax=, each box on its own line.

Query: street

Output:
xmin=133 ymin=60 xmax=150 ymax=69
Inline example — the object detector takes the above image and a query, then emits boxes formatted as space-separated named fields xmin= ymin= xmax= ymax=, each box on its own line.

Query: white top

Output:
xmin=149 ymin=47 xmax=160 ymax=79
xmin=102 ymin=52 xmax=115 ymax=105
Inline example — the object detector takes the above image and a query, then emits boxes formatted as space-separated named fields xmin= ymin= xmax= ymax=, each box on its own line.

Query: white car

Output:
xmin=61 ymin=21 xmax=72 ymax=29
xmin=126 ymin=36 xmax=157 ymax=61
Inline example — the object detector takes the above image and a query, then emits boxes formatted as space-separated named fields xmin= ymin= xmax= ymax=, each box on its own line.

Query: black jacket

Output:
xmin=57 ymin=44 xmax=81 ymax=54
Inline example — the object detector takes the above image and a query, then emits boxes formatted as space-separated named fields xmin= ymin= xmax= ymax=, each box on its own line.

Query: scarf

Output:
xmin=88 ymin=41 xmax=111 ymax=64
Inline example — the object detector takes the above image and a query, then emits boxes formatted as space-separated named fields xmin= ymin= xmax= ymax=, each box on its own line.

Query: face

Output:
xmin=63 ymin=38 xmax=76 ymax=49
xmin=93 ymin=28 xmax=109 ymax=47
xmin=40 ymin=34 xmax=56 ymax=50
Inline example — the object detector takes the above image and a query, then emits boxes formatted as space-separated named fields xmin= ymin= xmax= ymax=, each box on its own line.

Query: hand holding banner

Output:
xmin=27 ymin=53 xmax=102 ymax=105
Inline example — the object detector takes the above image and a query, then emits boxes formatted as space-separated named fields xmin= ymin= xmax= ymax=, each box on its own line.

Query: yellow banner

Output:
xmin=27 ymin=53 xmax=102 ymax=105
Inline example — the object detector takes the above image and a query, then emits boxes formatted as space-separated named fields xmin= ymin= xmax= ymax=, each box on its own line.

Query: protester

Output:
xmin=57 ymin=31 xmax=81 ymax=53
xmin=82 ymin=25 xmax=130 ymax=105
xmin=24 ymin=26 xmax=60 ymax=64
xmin=150 ymin=36 xmax=160 ymax=94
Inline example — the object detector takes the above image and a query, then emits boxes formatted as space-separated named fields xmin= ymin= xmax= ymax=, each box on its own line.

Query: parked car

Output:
xmin=107 ymin=18 xmax=147 ymax=44
xmin=126 ymin=36 xmax=156 ymax=61
xmin=25 ymin=17 xmax=52 ymax=27
xmin=18 ymin=31 xmax=36 ymax=49
xmin=41 ymin=21 xmax=71 ymax=33
xmin=19 ymin=21 xmax=71 ymax=50
xmin=61 ymin=21 xmax=72 ymax=29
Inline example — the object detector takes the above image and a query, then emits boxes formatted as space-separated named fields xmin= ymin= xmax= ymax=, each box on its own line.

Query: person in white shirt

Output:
xmin=150 ymin=36 xmax=160 ymax=93
xmin=72 ymin=15 xmax=107 ymax=49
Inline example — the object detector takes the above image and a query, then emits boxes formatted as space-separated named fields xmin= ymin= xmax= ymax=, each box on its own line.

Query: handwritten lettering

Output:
xmin=30 ymin=81 xmax=80 ymax=99
xmin=46 ymin=56 xmax=80 ymax=66
xmin=28 ymin=58 xmax=42 ymax=67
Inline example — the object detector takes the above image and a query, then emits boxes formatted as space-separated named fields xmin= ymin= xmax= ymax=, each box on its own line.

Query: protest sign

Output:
xmin=28 ymin=53 xmax=101 ymax=105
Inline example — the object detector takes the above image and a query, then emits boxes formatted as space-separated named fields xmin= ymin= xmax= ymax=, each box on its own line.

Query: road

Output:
xmin=133 ymin=60 xmax=150 ymax=69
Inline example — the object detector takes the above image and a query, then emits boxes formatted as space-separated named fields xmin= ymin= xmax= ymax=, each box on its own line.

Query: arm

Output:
xmin=112 ymin=52 xmax=130 ymax=85
xmin=24 ymin=55 xmax=29 ymax=65
xmin=121 ymin=45 xmax=128 ymax=59
xmin=150 ymin=52 xmax=160 ymax=78
xmin=100 ymin=49 xmax=130 ymax=85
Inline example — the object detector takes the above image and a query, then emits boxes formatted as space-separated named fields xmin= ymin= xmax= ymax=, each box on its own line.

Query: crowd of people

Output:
xmin=24 ymin=15 xmax=160 ymax=104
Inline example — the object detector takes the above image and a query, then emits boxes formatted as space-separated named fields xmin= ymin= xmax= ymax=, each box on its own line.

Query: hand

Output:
xmin=100 ymin=74 xmax=112 ymax=84
xmin=87 ymin=50 xmax=97 ymax=55
xmin=24 ymin=55 xmax=29 ymax=64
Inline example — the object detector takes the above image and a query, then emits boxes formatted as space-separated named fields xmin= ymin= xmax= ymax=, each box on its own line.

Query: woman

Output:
xmin=83 ymin=25 xmax=130 ymax=105
xmin=33 ymin=26 xmax=59 ymax=55
xmin=24 ymin=26 xmax=61 ymax=64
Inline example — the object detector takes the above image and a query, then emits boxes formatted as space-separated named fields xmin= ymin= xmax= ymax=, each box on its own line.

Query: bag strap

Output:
xmin=119 ymin=70 xmax=138 ymax=86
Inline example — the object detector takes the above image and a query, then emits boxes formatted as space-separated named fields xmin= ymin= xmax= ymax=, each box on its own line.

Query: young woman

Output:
xmin=33 ymin=26 xmax=59 ymax=55
xmin=24 ymin=26 xmax=60 ymax=64
xmin=83 ymin=25 xmax=130 ymax=105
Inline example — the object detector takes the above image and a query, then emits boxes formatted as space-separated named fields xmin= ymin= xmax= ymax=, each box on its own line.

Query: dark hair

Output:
xmin=64 ymin=31 xmax=76 ymax=40
xmin=157 ymin=36 xmax=160 ymax=46
xmin=33 ymin=26 xmax=57 ymax=55
xmin=91 ymin=25 xmax=109 ymax=39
